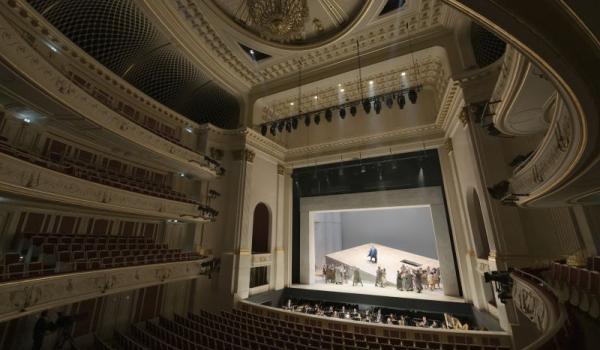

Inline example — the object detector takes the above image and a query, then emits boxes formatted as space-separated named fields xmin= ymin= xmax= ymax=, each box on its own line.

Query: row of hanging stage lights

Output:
xmin=260 ymin=84 xmax=421 ymax=136
xmin=259 ymin=33 xmax=423 ymax=137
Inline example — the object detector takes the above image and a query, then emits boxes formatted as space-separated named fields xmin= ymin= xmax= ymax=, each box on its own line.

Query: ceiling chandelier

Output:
xmin=247 ymin=0 xmax=308 ymax=41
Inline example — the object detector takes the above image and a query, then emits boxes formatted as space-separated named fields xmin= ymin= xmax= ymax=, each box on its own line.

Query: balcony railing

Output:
xmin=508 ymin=96 xmax=579 ymax=203
xmin=0 ymin=256 xmax=214 ymax=323
xmin=0 ymin=151 xmax=212 ymax=221
xmin=511 ymin=269 xmax=570 ymax=350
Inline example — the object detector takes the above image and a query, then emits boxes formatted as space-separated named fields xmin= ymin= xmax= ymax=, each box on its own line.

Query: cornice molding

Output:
xmin=162 ymin=0 xmax=450 ymax=89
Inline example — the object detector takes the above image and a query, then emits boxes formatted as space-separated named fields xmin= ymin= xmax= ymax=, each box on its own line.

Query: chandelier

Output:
xmin=247 ymin=0 xmax=308 ymax=41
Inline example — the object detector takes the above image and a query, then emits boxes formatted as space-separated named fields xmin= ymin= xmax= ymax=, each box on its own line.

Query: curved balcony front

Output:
xmin=0 ymin=3 xmax=222 ymax=180
xmin=0 ymin=257 xmax=214 ymax=323
xmin=0 ymin=151 xmax=213 ymax=222
xmin=511 ymin=269 xmax=570 ymax=349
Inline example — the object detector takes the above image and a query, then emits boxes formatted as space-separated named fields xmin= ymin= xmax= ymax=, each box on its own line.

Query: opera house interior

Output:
xmin=0 ymin=0 xmax=599 ymax=349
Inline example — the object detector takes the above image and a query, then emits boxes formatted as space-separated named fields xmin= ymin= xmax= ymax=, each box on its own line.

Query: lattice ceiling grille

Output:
xmin=27 ymin=0 xmax=240 ymax=129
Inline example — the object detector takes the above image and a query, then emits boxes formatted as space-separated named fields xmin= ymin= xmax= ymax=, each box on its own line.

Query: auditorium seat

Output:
xmin=109 ymin=309 xmax=511 ymax=350
xmin=0 ymin=233 xmax=203 ymax=282
xmin=0 ymin=141 xmax=205 ymax=205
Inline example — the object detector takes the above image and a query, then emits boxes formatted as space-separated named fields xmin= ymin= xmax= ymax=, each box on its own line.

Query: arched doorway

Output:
xmin=251 ymin=203 xmax=270 ymax=254
xmin=466 ymin=189 xmax=491 ymax=259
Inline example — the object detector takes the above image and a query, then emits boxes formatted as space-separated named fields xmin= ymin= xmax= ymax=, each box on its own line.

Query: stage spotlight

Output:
xmin=285 ymin=121 xmax=292 ymax=133
xmin=385 ymin=95 xmax=394 ymax=109
xmin=314 ymin=113 xmax=321 ymax=125
xmin=362 ymin=100 xmax=371 ymax=114
xmin=325 ymin=108 xmax=333 ymax=122
xmin=374 ymin=99 xmax=382 ymax=114
xmin=360 ymin=165 xmax=366 ymax=173
xmin=260 ymin=124 xmax=267 ymax=136
xmin=339 ymin=107 xmax=346 ymax=119
xmin=304 ymin=114 xmax=311 ymax=127
xmin=350 ymin=105 xmax=357 ymax=116
xmin=397 ymin=94 xmax=406 ymax=109
xmin=291 ymin=117 xmax=298 ymax=130
xmin=269 ymin=123 xmax=277 ymax=136
xmin=277 ymin=120 xmax=285 ymax=132
xmin=408 ymin=88 xmax=417 ymax=104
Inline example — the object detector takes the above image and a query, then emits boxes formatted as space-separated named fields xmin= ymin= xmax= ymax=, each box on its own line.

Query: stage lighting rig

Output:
xmin=362 ymin=100 xmax=371 ymax=114
xmin=260 ymin=124 xmax=267 ymax=136
xmin=374 ymin=99 xmax=382 ymax=114
xmin=314 ymin=113 xmax=321 ymax=125
xmin=304 ymin=115 xmax=311 ymax=126
xmin=291 ymin=117 xmax=298 ymax=130
xmin=408 ymin=88 xmax=418 ymax=104
xmin=350 ymin=105 xmax=357 ymax=116
xmin=339 ymin=107 xmax=346 ymax=119
xmin=397 ymin=94 xmax=406 ymax=109
xmin=325 ymin=108 xmax=333 ymax=122
xmin=269 ymin=124 xmax=276 ymax=136
xmin=385 ymin=95 xmax=394 ymax=109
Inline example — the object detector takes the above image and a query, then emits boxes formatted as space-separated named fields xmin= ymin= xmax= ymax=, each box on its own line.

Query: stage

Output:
xmin=297 ymin=275 xmax=463 ymax=303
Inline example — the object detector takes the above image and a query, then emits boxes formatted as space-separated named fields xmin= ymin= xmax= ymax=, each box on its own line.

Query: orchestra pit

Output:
xmin=0 ymin=0 xmax=599 ymax=349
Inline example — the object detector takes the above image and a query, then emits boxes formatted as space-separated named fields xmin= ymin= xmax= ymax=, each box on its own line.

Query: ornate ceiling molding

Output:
xmin=160 ymin=0 xmax=453 ymax=88
xmin=259 ymin=56 xmax=450 ymax=122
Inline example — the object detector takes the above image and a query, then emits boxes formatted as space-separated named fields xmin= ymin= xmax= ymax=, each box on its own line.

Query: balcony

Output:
xmin=0 ymin=4 xmax=222 ymax=180
xmin=0 ymin=256 xmax=214 ymax=323
xmin=0 ymin=150 xmax=212 ymax=222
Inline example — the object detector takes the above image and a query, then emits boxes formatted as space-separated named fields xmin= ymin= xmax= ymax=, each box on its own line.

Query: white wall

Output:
xmin=313 ymin=212 xmax=342 ymax=268
xmin=340 ymin=207 xmax=438 ymax=259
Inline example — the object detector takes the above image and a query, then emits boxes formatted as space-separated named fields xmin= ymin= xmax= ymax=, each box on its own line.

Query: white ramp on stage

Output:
xmin=325 ymin=243 xmax=439 ymax=285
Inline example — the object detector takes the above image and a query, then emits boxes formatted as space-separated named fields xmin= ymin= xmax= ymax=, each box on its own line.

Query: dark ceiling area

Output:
xmin=27 ymin=0 xmax=240 ymax=129
xmin=292 ymin=149 xmax=444 ymax=198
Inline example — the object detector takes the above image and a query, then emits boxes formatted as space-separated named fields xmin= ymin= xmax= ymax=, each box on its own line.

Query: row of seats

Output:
xmin=110 ymin=309 xmax=510 ymax=350
xmin=0 ymin=140 xmax=199 ymax=205
xmin=549 ymin=260 xmax=600 ymax=296
xmin=1 ymin=233 xmax=202 ymax=282
xmin=63 ymin=69 xmax=224 ymax=175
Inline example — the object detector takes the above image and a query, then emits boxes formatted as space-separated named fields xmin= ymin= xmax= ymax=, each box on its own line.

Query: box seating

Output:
xmin=0 ymin=140 xmax=199 ymax=205
xmin=1 ymin=233 xmax=202 ymax=282
xmin=549 ymin=259 xmax=600 ymax=297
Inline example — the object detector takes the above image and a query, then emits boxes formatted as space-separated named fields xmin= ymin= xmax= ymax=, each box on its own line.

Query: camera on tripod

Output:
xmin=484 ymin=269 xmax=513 ymax=303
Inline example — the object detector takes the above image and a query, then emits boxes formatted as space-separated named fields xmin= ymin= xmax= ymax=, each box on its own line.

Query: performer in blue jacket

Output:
xmin=367 ymin=245 xmax=378 ymax=263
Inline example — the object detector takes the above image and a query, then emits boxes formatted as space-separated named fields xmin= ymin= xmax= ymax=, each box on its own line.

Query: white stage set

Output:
xmin=295 ymin=187 xmax=461 ymax=302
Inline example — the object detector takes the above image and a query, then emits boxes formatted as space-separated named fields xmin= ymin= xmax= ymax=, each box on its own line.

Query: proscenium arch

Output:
xmin=466 ymin=188 xmax=491 ymax=259
xmin=251 ymin=202 xmax=271 ymax=254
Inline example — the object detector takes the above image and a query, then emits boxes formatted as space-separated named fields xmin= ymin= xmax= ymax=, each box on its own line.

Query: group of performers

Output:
xmin=322 ymin=262 xmax=441 ymax=293
xmin=281 ymin=299 xmax=472 ymax=330
xmin=395 ymin=264 xmax=441 ymax=293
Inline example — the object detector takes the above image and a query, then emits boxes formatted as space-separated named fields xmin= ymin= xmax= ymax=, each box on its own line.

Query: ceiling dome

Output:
xmin=211 ymin=0 xmax=369 ymax=47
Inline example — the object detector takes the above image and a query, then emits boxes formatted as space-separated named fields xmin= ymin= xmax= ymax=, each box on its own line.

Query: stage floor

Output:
xmin=293 ymin=275 xmax=464 ymax=303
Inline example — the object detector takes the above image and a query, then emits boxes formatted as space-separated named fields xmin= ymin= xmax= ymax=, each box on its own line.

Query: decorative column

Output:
xmin=273 ymin=164 xmax=287 ymax=290
xmin=231 ymin=148 xmax=255 ymax=300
